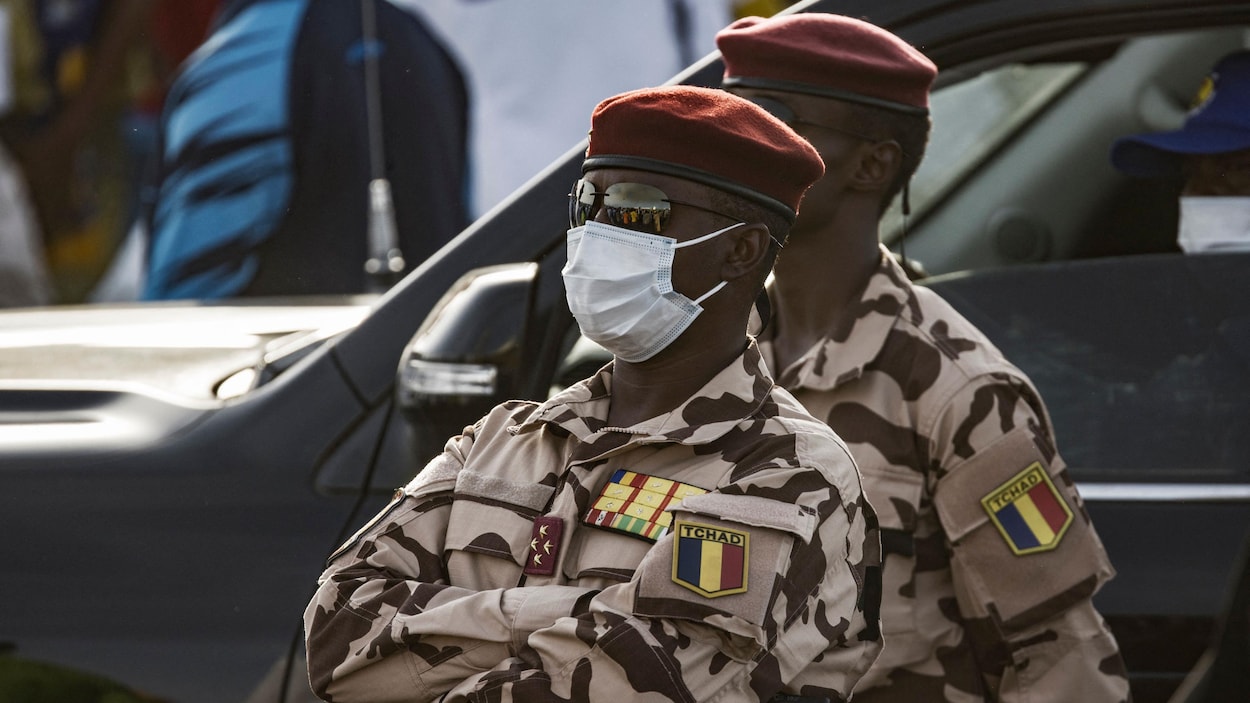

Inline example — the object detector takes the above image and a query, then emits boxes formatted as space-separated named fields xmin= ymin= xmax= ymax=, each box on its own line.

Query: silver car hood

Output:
xmin=0 ymin=298 xmax=375 ymax=401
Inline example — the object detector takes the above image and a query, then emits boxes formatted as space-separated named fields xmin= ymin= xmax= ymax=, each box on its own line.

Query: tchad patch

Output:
xmin=583 ymin=469 xmax=707 ymax=542
xmin=671 ymin=519 xmax=749 ymax=598
xmin=980 ymin=462 xmax=1073 ymax=556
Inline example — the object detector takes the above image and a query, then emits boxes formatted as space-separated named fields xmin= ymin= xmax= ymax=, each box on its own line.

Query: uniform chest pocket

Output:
xmin=559 ymin=527 xmax=655 ymax=588
xmin=634 ymin=493 xmax=817 ymax=647
xmin=444 ymin=470 xmax=556 ymax=569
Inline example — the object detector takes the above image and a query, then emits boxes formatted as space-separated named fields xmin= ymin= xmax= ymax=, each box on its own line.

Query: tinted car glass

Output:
xmin=927 ymin=253 xmax=1250 ymax=479
xmin=881 ymin=61 xmax=1089 ymax=239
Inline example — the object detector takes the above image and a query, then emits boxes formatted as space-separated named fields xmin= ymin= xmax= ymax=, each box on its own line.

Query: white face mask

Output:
xmin=1177 ymin=196 xmax=1250 ymax=254
xmin=562 ymin=220 xmax=744 ymax=363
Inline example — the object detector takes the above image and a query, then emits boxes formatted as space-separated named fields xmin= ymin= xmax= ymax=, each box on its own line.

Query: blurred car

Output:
xmin=3 ymin=1 xmax=1250 ymax=702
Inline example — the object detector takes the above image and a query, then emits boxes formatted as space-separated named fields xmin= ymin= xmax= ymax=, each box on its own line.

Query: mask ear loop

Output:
xmin=679 ymin=221 xmax=744 ymax=305
xmin=692 ymin=280 xmax=728 ymax=305
xmin=898 ymin=180 xmax=911 ymax=273
xmin=672 ymin=221 xmax=746 ymax=249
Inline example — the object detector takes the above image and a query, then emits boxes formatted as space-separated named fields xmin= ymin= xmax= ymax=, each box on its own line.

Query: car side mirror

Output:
xmin=396 ymin=263 xmax=538 ymax=464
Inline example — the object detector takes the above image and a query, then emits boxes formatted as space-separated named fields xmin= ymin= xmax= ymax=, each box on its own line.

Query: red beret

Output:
xmin=717 ymin=14 xmax=936 ymax=115
xmin=583 ymin=86 xmax=824 ymax=222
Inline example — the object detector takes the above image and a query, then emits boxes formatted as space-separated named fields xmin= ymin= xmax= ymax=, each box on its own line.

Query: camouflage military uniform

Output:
xmin=759 ymin=248 xmax=1130 ymax=702
xmin=304 ymin=341 xmax=881 ymax=702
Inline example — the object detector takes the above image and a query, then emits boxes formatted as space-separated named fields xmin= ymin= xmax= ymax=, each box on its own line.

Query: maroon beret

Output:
xmin=717 ymin=14 xmax=936 ymax=115
xmin=583 ymin=85 xmax=824 ymax=222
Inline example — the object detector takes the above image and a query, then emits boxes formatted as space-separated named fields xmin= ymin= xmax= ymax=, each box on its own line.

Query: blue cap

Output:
xmin=1111 ymin=50 xmax=1250 ymax=178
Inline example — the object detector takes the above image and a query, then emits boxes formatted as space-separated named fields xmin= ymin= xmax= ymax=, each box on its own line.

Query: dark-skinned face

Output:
xmin=1182 ymin=147 xmax=1250 ymax=197
xmin=725 ymin=87 xmax=891 ymax=234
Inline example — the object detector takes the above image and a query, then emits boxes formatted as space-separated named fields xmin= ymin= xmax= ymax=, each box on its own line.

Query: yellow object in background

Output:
xmin=733 ymin=0 xmax=797 ymax=19
xmin=57 ymin=45 xmax=87 ymax=95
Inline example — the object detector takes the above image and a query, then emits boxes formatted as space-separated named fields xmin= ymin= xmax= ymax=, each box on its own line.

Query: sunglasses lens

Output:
xmin=569 ymin=180 xmax=673 ymax=233
xmin=569 ymin=179 xmax=596 ymax=227
xmin=603 ymin=182 xmax=671 ymax=233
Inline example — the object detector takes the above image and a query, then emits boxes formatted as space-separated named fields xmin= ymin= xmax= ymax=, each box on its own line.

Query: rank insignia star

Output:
xmin=523 ymin=516 xmax=564 ymax=576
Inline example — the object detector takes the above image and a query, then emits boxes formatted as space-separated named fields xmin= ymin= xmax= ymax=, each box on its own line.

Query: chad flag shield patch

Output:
xmin=981 ymin=462 xmax=1073 ymax=555
xmin=671 ymin=520 xmax=749 ymax=598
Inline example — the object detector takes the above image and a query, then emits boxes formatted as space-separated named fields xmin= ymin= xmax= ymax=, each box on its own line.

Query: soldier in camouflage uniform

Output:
xmin=717 ymin=15 xmax=1131 ymax=702
xmin=304 ymin=86 xmax=882 ymax=702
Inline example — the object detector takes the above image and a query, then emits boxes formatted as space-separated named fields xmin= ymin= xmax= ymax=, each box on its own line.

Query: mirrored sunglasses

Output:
xmin=569 ymin=179 xmax=740 ymax=234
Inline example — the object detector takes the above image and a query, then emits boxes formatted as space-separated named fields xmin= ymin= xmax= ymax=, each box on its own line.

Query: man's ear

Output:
xmin=721 ymin=223 xmax=772 ymax=281
xmin=850 ymin=140 xmax=903 ymax=192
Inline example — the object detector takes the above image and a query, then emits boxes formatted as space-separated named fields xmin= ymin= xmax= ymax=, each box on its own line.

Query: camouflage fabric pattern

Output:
xmin=758 ymin=248 xmax=1130 ymax=702
xmin=304 ymin=341 xmax=881 ymax=702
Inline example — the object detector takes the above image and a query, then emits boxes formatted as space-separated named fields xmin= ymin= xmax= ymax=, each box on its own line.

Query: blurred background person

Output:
xmin=0 ymin=0 xmax=152 ymax=304
xmin=0 ymin=137 xmax=50 ymax=307
xmin=15 ymin=0 xmax=803 ymax=303
xmin=1110 ymin=49 xmax=1250 ymax=253
xmin=89 ymin=0 xmax=221 ymax=302
xmin=0 ymin=1 xmax=50 ymax=307
xmin=140 ymin=0 xmax=468 ymax=300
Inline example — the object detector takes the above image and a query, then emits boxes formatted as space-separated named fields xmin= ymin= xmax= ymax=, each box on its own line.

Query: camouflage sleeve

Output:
xmin=436 ymin=462 xmax=876 ymax=703
xmin=303 ymin=421 xmax=598 ymax=702
xmin=929 ymin=374 xmax=1131 ymax=701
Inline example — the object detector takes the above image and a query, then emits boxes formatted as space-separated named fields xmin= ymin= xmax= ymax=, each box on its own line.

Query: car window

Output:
xmin=881 ymin=61 xmax=1089 ymax=240
xmin=899 ymin=28 xmax=1250 ymax=276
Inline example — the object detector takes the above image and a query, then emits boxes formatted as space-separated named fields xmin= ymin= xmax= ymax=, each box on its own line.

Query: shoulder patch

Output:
xmin=980 ymin=462 xmax=1073 ymax=555
xmin=671 ymin=519 xmax=749 ymax=597
xmin=584 ymin=469 xmax=707 ymax=541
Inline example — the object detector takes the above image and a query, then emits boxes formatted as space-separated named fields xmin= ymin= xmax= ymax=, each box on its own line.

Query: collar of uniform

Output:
xmin=764 ymin=247 xmax=919 ymax=392
xmin=513 ymin=340 xmax=777 ymax=450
